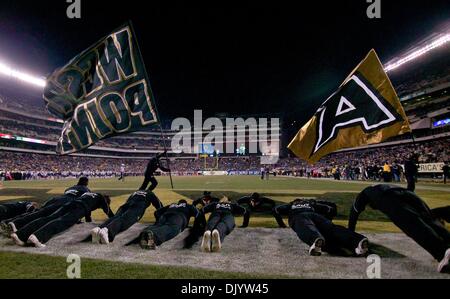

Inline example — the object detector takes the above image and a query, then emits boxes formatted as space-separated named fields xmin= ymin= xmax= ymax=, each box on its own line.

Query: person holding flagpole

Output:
xmin=139 ymin=152 xmax=171 ymax=191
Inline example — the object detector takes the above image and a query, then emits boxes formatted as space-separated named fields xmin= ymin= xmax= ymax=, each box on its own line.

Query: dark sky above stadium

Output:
xmin=0 ymin=0 xmax=448 ymax=126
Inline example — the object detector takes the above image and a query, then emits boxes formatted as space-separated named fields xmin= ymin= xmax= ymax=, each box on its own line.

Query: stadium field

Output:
xmin=0 ymin=251 xmax=281 ymax=279
xmin=2 ymin=175 xmax=449 ymax=230
xmin=1 ymin=176 xmax=449 ymax=279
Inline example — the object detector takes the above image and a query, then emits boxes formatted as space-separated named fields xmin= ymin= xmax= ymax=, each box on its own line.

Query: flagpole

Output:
xmin=157 ymin=122 xmax=174 ymax=189
xmin=128 ymin=20 xmax=174 ymax=189
xmin=409 ymin=130 xmax=418 ymax=155
xmin=410 ymin=131 xmax=417 ymax=145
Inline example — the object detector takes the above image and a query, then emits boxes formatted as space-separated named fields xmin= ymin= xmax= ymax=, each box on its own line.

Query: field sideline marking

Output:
xmin=280 ymin=176 xmax=450 ymax=192
xmin=1 ymin=186 xmax=359 ymax=193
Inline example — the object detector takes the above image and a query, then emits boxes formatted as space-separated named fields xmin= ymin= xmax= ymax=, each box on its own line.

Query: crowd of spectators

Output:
xmin=275 ymin=139 xmax=449 ymax=179
xmin=1 ymin=62 xmax=449 ymax=182
xmin=392 ymin=45 xmax=450 ymax=97
xmin=395 ymin=67 xmax=450 ymax=97
xmin=1 ymin=138 xmax=448 ymax=181
xmin=0 ymin=113 xmax=169 ymax=149
xmin=0 ymin=92 xmax=171 ymax=150
xmin=0 ymin=152 xmax=146 ymax=180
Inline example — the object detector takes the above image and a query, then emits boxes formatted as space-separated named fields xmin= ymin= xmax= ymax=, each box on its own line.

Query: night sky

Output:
xmin=0 ymin=0 xmax=448 ymax=126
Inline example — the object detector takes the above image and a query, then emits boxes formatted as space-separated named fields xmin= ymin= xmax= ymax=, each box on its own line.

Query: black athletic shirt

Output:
xmin=348 ymin=184 xmax=429 ymax=231
xmin=431 ymin=206 xmax=450 ymax=223
xmin=145 ymin=156 xmax=170 ymax=176
xmin=192 ymin=196 xmax=220 ymax=208
xmin=155 ymin=202 xmax=203 ymax=230
xmin=126 ymin=190 xmax=163 ymax=210
xmin=0 ymin=201 xmax=35 ymax=216
xmin=273 ymin=199 xmax=338 ymax=228
xmin=404 ymin=160 xmax=418 ymax=177
xmin=237 ymin=195 xmax=275 ymax=212
xmin=43 ymin=184 xmax=90 ymax=207
xmin=71 ymin=192 xmax=114 ymax=222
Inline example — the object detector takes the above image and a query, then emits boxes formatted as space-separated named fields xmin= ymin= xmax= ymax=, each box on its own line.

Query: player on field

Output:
xmin=11 ymin=192 xmax=114 ymax=247
xmin=404 ymin=154 xmax=419 ymax=192
xmin=1 ymin=177 xmax=90 ymax=235
xmin=348 ymin=184 xmax=450 ymax=273
xmin=274 ymin=198 xmax=368 ymax=256
xmin=432 ymin=206 xmax=450 ymax=224
xmin=200 ymin=197 xmax=249 ymax=252
xmin=238 ymin=192 xmax=275 ymax=212
xmin=138 ymin=199 xmax=205 ymax=250
xmin=0 ymin=201 xmax=39 ymax=222
xmin=237 ymin=192 xmax=277 ymax=224
xmin=90 ymin=190 xmax=163 ymax=244
xmin=118 ymin=163 xmax=126 ymax=181
xmin=139 ymin=152 xmax=171 ymax=191
xmin=192 ymin=191 xmax=220 ymax=208
xmin=443 ymin=162 xmax=450 ymax=184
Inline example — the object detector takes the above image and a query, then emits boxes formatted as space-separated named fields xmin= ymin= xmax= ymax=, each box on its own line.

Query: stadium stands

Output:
xmin=1 ymin=138 xmax=448 ymax=181
xmin=0 ymin=36 xmax=449 ymax=181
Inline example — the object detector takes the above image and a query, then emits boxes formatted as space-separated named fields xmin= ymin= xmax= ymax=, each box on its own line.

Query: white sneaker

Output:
xmin=10 ymin=233 xmax=25 ymax=246
xmin=309 ymin=238 xmax=324 ymax=256
xmin=139 ymin=231 xmax=156 ymax=250
xmin=211 ymin=229 xmax=221 ymax=252
xmin=99 ymin=228 xmax=110 ymax=244
xmin=91 ymin=227 xmax=101 ymax=244
xmin=27 ymin=234 xmax=46 ymax=248
xmin=201 ymin=230 xmax=211 ymax=252
xmin=355 ymin=238 xmax=369 ymax=256
xmin=8 ymin=222 xmax=17 ymax=233
xmin=437 ymin=248 xmax=450 ymax=274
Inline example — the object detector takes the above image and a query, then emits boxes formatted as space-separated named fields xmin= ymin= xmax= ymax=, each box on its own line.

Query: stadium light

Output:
xmin=0 ymin=61 xmax=46 ymax=88
xmin=384 ymin=33 xmax=450 ymax=72
xmin=0 ymin=31 xmax=447 ymax=88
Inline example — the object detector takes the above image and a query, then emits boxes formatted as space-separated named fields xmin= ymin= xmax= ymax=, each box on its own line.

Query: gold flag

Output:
xmin=288 ymin=49 xmax=411 ymax=164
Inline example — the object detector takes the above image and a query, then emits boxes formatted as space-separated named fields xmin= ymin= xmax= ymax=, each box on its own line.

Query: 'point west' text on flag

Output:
xmin=43 ymin=22 xmax=158 ymax=154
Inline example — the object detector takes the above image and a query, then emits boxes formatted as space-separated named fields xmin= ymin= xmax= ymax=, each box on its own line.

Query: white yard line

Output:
xmin=280 ymin=176 xmax=450 ymax=192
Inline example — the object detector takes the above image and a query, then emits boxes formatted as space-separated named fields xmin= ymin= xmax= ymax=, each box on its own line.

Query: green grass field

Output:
xmin=0 ymin=251 xmax=282 ymax=279
xmin=1 ymin=175 xmax=449 ymax=278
